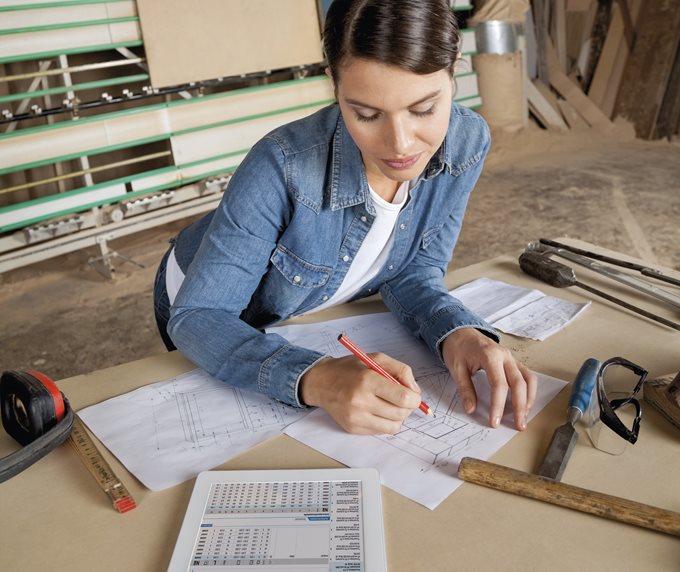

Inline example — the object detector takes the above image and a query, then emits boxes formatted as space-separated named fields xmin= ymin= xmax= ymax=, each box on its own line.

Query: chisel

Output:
xmin=537 ymin=358 xmax=599 ymax=480
xmin=518 ymin=251 xmax=680 ymax=331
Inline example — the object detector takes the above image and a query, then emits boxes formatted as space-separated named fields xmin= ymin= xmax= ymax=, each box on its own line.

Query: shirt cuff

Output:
xmin=258 ymin=344 xmax=327 ymax=407
xmin=420 ymin=304 xmax=500 ymax=366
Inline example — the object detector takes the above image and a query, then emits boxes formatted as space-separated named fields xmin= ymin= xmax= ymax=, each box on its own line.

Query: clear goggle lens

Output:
xmin=584 ymin=359 xmax=646 ymax=456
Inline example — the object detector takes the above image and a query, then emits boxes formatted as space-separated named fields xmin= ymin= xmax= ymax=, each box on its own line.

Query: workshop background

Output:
xmin=1 ymin=0 xmax=679 ymax=380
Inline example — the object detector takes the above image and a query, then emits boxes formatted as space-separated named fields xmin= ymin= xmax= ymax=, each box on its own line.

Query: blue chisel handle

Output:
xmin=568 ymin=357 xmax=601 ymax=415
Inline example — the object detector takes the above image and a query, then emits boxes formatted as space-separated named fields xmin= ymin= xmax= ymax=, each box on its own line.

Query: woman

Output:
xmin=154 ymin=0 xmax=537 ymax=435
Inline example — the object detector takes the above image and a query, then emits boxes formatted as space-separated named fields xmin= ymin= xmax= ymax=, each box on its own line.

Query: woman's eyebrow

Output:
xmin=344 ymin=90 xmax=442 ymax=110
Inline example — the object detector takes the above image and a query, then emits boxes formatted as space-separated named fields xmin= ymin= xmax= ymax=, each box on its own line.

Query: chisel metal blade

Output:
xmin=537 ymin=422 xmax=578 ymax=481
xmin=535 ymin=358 xmax=600 ymax=482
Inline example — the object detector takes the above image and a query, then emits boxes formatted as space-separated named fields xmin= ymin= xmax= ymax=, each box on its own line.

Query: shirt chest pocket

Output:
xmin=270 ymin=245 xmax=331 ymax=289
xmin=266 ymin=245 xmax=332 ymax=315
xmin=268 ymin=244 xmax=332 ymax=313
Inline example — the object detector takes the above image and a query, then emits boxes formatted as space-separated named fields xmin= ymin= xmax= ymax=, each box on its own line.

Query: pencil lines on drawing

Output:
xmin=375 ymin=370 xmax=489 ymax=467
xmin=148 ymin=373 xmax=300 ymax=452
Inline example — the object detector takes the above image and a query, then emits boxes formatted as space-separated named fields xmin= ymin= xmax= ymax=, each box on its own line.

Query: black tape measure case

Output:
xmin=0 ymin=370 xmax=74 ymax=482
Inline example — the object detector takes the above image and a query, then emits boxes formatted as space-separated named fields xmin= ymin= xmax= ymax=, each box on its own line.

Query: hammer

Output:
xmin=457 ymin=360 xmax=680 ymax=536
xmin=457 ymin=457 xmax=680 ymax=536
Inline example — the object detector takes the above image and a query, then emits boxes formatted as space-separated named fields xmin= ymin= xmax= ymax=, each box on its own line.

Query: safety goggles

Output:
xmin=584 ymin=357 xmax=648 ymax=455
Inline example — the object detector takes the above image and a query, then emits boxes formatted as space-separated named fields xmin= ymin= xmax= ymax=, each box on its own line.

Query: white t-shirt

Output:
xmin=308 ymin=179 xmax=409 ymax=313
xmin=165 ymin=247 xmax=185 ymax=305
xmin=165 ymin=180 xmax=410 ymax=309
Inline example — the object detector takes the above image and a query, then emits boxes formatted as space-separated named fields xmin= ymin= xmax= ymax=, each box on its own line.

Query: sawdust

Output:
xmin=484 ymin=118 xmax=639 ymax=169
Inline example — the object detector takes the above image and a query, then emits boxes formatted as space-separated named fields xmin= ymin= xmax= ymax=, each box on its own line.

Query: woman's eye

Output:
xmin=412 ymin=105 xmax=436 ymax=118
xmin=355 ymin=112 xmax=380 ymax=123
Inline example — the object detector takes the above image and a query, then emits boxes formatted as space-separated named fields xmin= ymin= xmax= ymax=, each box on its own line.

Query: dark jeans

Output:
xmin=153 ymin=243 xmax=177 ymax=351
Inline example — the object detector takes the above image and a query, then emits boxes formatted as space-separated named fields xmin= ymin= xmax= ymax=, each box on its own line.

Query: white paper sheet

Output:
xmin=450 ymin=277 xmax=590 ymax=340
xmin=270 ymin=313 xmax=567 ymax=509
xmin=78 ymin=369 xmax=309 ymax=490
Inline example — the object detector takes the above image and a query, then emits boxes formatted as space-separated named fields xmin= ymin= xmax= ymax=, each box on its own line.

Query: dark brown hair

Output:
xmin=323 ymin=0 xmax=460 ymax=81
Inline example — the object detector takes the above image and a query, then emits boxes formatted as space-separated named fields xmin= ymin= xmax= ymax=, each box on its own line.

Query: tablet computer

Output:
xmin=167 ymin=468 xmax=387 ymax=571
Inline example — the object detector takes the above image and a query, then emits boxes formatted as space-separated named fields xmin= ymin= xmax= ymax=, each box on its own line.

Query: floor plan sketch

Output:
xmin=79 ymin=369 xmax=309 ymax=491
xmin=272 ymin=312 xmax=568 ymax=509
xmin=150 ymin=372 xmax=302 ymax=452
xmin=378 ymin=371 xmax=489 ymax=467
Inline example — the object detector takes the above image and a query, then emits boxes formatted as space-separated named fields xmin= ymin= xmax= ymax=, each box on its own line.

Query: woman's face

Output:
xmin=334 ymin=58 xmax=453 ymax=196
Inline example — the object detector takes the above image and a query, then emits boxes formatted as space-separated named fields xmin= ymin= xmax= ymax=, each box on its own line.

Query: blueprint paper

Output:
xmin=270 ymin=313 xmax=567 ymax=510
xmin=78 ymin=369 xmax=309 ymax=490
xmin=450 ymin=277 xmax=590 ymax=340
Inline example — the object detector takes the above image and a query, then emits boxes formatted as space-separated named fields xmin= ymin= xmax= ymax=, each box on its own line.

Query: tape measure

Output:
xmin=0 ymin=370 xmax=136 ymax=513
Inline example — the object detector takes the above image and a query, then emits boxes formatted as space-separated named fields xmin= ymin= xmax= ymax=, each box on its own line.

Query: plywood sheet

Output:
xmin=613 ymin=0 xmax=680 ymax=138
xmin=136 ymin=0 xmax=324 ymax=88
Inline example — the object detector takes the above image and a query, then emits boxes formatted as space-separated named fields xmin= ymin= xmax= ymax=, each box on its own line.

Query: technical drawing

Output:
xmin=149 ymin=371 xmax=304 ymax=452
xmin=376 ymin=370 xmax=489 ymax=466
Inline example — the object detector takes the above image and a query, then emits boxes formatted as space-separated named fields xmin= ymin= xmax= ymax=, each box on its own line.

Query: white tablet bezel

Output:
xmin=167 ymin=467 xmax=387 ymax=572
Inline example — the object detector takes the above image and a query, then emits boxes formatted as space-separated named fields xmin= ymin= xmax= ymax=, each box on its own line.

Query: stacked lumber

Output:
xmin=525 ymin=0 xmax=680 ymax=139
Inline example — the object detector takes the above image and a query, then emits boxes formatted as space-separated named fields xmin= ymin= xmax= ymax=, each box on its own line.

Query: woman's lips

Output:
xmin=381 ymin=153 xmax=421 ymax=170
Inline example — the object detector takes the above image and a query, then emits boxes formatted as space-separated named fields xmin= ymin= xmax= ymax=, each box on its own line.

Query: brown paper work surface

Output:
xmin=1 ymin=241 xmax=678 ymax=571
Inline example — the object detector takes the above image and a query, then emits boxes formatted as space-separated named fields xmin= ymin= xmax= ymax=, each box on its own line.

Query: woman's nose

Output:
xmin=386 ymin=117 xmax=413 ymax=154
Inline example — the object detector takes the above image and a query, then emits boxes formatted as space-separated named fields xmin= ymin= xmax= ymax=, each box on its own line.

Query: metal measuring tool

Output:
xmin=518 ymin=250 xmax=680 ymax=331
xmin=529 ymin=240 xmax=680 ymax=310
xmin=538 ymin=238 xmax=680 ymax=288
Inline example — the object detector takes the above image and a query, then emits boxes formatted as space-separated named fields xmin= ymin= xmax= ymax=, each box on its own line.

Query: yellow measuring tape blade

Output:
xmin=68 ymin=416 xmax=136 ymax=513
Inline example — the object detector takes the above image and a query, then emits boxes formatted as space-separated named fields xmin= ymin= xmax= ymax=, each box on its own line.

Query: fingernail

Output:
xmin=492 ymin=416 xmax=500 ymax=428
xmin=464 ymin=398 xmax=474 ymax=413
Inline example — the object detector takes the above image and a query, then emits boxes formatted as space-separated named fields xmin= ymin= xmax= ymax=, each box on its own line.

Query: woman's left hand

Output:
xmin=441 ymin=328 xmax=537 ymax=431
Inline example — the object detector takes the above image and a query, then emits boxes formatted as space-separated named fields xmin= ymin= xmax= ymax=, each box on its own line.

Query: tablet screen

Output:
xmin=168 ymin=468 xmax=386 ymax=571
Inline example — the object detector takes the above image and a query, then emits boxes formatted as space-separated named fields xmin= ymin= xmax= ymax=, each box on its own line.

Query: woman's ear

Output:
xmin=324 ymin=67 xmax=338 ymax=100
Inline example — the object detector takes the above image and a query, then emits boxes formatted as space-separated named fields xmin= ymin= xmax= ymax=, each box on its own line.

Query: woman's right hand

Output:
xmin=299 ymin=354 xmax=422 ymax=434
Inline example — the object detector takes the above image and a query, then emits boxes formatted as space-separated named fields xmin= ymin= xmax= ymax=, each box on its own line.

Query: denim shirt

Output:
xmin=168 ymin=102 xmax=498 ymax=407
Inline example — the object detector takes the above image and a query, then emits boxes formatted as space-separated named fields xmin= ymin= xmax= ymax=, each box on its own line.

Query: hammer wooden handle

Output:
xmin=458 ymin=457 xmax=680 ymax=537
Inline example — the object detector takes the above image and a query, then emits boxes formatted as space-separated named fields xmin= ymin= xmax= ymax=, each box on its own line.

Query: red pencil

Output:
xmin=337 ymin=334 xmax=434 ymax=417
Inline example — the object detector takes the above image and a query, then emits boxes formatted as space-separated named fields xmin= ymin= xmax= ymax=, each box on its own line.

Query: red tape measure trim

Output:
xmin=26 ymin=370 xmax=65 ymax=421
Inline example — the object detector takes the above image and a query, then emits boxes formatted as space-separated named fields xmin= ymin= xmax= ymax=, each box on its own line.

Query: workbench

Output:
xmin=1 ymin=240 xmax=678 ymax=571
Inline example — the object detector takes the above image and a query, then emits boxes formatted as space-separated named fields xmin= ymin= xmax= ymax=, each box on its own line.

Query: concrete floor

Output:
xmin=0 ymin=125 xmax=678 ymax=380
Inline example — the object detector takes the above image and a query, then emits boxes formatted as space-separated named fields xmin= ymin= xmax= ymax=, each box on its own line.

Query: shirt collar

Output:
xmin=328 ymin=110 xmax=370 ymax=212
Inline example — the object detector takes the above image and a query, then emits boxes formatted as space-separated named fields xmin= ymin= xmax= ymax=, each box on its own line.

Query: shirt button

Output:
xmin=388 ymin=265 xmax=394 ymax=271
xmin=342 ymin=255 xmax=350 ymax=262
xmin=360 ymin=216 xmax=367 ymax=222
xmin=293 ymin=275 xmax=301 ymax=283
xmin=400 ymin=223 xmax=406 ymax=230
xmin=322 ymin=295 xmax=329 ymax=301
